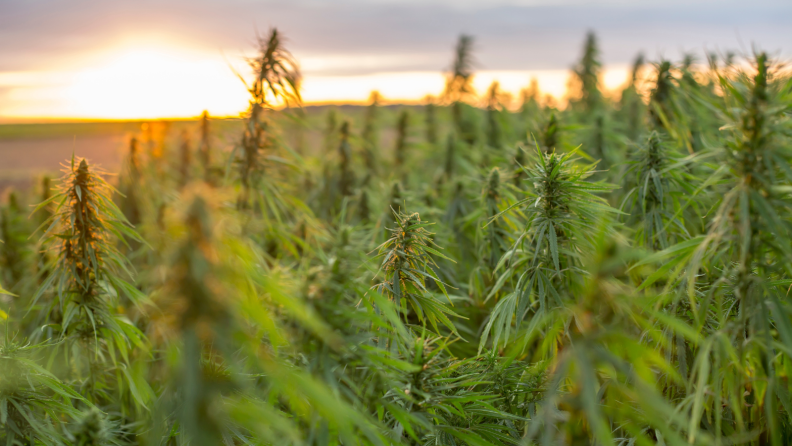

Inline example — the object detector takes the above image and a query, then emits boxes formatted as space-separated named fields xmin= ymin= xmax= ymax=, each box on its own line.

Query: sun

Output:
xmin=58 ymin=47 xmax=252 ymax=119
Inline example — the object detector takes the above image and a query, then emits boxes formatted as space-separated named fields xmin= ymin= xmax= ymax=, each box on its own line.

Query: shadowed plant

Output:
xmin=443 ymin=35 xmax=478 ymax=145
xmin=198 ymin=110 xmax=212 ymax=182
xmin=424 ymin=96 xmax=438 ymax=146
xmin=394 ymin=110 xmax=410 ymax=173
xmin=485 ymin=81 xmax=504 ymax=150
xmin=362 ymin=91 xmax=380 ymax=172
xmin=571 ymin=31 xmax=603 ymax=113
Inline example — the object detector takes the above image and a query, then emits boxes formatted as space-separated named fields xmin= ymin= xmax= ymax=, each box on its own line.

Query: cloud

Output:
xmin=2 ymin=0 xmax=790 ymax=118
xmin=1 ymin=0 xmax=791 ymax=75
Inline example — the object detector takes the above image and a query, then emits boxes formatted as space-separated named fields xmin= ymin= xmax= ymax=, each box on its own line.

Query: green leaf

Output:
xmin=547 ymin=222 xmax=560 ymax=272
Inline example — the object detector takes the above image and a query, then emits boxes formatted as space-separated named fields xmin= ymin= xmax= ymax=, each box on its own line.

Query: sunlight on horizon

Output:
xmin=0 ymin=45 xmax=630 ymax=121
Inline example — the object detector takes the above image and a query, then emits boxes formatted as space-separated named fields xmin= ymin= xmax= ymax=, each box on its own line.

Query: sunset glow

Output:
xmin=0 ymin=44 xmax=630 ymax=120
xmin=0 ymin=47 xmax=251 ymax=120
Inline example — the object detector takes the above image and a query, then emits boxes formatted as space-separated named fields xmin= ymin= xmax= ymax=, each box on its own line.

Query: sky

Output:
xmin=1 ymin=0 xmax=791 ymax=120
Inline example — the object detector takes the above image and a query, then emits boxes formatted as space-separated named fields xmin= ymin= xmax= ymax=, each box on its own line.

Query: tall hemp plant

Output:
xmin=394 ymin=110 xmax=410 ymax=179
xmin=373 ymin=210 xmax=458 ymax=335
xmin=572 ymin=31 xmax=603 ymax=114
xmin=485 ymin=81 xmax=505 ymax=150
xmin=362 ymin=91 xmax=381 ymax=174
xmin=622 ymin=131 xmax=694 ymax=251
xmin=443 ymin=34 xmax=477 ymax=146
xmin=0 ymin=193 xmax=31 ymax=298
xmin=519 ymin=78 xmax=541 ymax=138
xmin=469 ymin=168 xmax=519 ymax=319
xmin=680 ymin=53 xmax=792 ymax=445
xmin=235 ymin=28 xmax=301 ymax=214
xmin=198 ymin=110 xmax=213 ymax=183
xmin=518 ymin=230 xmax=697 ymax=446
xmin=424 ymin=96 xmax=438 ymax=147
xmin=31 ymin=157 xmax=147 ymax=407
xmin=620 ymin=52 xmax=646 ymax=141
xmin=480 ymin=146 xmax=618 ymax=350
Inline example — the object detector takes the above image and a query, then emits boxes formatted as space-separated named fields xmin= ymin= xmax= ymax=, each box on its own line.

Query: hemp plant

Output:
xmin=424 ymin=96 xmax=438 ymax=146
xmin=571 ymin=31 xmax=602 ymax=113
xmin=519 ymin=78 xmax=541 ymax=134
xmin=540 ymin=112 xmax=559 ymax=153
xmin=469 ymin=168 xmax=519 ymax=305
xmin=372 ymin=210 xmax=457 ymax=334
xmin=198 ymin=110 xmax=212 ymax=182
xmin=178 ymin=129 xmax=191 ymax=188
xmin=0 ymin=192 xmax=31 ymax=297
xmin=337 ymin=120 xmax=355 ymax=198
xmin=485 ymin=81 xmax=504 ymax=150
xmin=324 ymin=108 xmax=339 ymax=155
xmin=622 ymin=131 xmax=693 ymax=251
xmin=0 ymin=337 xmax=85 ymax=445
xmin=480 ymin=146 xmax=618 ymax=350
xmin=443 ymin=134 xmax=457 ymax=181
xmin=31 ymin=157 xmax=146 ymax=403
xmin=394 ymin=110 xmax=410 ymax=172
xmin=362 ymin=91 xmax=381 ymax=172
xmin=119 ymin=137 xmax=142 ymax=226
xmin=620 ymin=52 xmax=646 ymax=141
xmin=150 ymin=196 xmax=236 ymax=446
xmin=519 ymin=232 xmax=693 ymax=446
xmin=443 ymin=34 xmax=477 ymax=144
xmin=235 ymin=27 xmax=301 ymax=211
xmin=680 ymin=53 xmax=792 ymax=444
xmin=649 ymin=60 xmax=680 ymax=134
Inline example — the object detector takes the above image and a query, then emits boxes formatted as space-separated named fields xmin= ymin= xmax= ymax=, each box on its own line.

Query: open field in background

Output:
xmin=0 ymin=105 xmax=424 ymax=193
xmin=0 ymin=121 xmax=238 ymax=190
xmin=0 ymin=134 xmax=126 ymax=191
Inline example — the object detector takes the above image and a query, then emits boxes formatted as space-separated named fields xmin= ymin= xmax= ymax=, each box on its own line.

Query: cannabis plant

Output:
xmin=0 ymin=192 xmax=31 ymax=297
xmin=178 ymin=129 xmax=191 ymax=188
xmin=443 ymin=134 xmax=457 ymax=180
xmin=337 ymin=120 xmax=355 ymax=198
xmin=0 ymin=336 xmax=84 ymax=445
xmin=198 ymin=110 xmax=212 ymax=182
xmin=424 ymin=96 xmax=438 ymax=146
xmin=485 ymin=81 xmax=504 ymax=150
xmin=119 ymin=137 xmax=142 ymax=226
xmin=394 ymin=110 xmax=410 ymax=172
xmin=481 ymin=147 xmax=617 ymax=350
xmin=519 ymin=78 xmax=541 ymax=135
xmin=649 ymin=60 xmax=678 ymax=133
xmin=540 ymin=112 xmax=559 ymax=153
xmin=235 ymin=27 xmax=301 ymax=211
xmin=373 ymin=210 xmax=457 ymax=334
xmin=571 ymin=31 xmax=602 ymax=113
xmin=469 ymin=168 xmax=520 ymax=313
xmin=324 ymin=108 xmax=339 ymax=156
xmin=519 ymin=231 xmax=694 ymax=446
xmin=443 ymin=35 xmax=478 ymax=145
xmin=32 ymin=157 xmax=146 ymax=404
xmin=680 ymin=53 xmax=792 ymax=444
xmin=619 ymin=52 xmax=646 ymax=141
xmin=362 ymin=91 xmax=381 ymax=171
xmin=622 ymin=131 xmax=693 ymax=250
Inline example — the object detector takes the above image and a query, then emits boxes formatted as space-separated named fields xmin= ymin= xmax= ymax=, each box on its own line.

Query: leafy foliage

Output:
xmin=4 ymin=31 xmax=792 ymax=446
